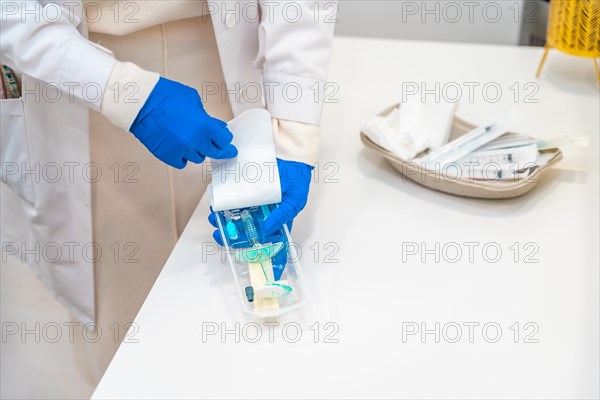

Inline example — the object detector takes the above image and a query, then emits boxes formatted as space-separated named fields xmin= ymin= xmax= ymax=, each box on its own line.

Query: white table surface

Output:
xmin=93 ymin=37 xmax=600 ymax=399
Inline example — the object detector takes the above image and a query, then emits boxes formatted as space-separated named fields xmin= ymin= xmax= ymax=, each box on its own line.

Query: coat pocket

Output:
xmin=1 ymin=98 xmax=36 ymax=205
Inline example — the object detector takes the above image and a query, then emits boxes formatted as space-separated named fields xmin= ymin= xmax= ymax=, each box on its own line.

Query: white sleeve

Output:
xmin=0 ymin=1 xmax=116 ymax=110
xmin=272 ymin=118 xmax=320 ymax=165
xmin=257 ymin=0 xmax=336 ymax=125
xmin=99 ymin=61 xmax=160 ymax=132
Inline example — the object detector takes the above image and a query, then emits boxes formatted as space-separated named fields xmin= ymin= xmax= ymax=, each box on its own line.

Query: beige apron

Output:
xmin=75 ymin=15 xmax=232 ymax=383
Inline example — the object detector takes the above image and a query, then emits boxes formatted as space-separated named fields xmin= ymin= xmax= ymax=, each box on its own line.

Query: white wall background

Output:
xmin=334 ymin=0 xmax=547 ymax=46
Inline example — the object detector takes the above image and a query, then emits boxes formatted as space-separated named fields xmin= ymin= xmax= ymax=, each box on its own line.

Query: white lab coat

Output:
xmin=0 ymin=0 xmax=335 ymax=323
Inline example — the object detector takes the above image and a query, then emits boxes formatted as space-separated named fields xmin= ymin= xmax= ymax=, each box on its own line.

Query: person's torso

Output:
xmin=83 ymin=0 xmax=207 ymax=35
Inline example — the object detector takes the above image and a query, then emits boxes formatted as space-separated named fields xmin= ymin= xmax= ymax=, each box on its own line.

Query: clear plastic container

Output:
xmin=214 ymin=204 xmax=307 ymax=318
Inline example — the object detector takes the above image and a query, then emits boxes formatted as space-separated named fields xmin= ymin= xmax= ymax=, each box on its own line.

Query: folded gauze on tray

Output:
xmin=362 ymin=98 xmax=457 ymax=161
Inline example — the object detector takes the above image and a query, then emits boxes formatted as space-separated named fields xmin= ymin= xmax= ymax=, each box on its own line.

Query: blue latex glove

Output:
xmin=130 ymin=77 xmax=237 ymax=169
xmin=263 ymin=158 xmax=313 ymax=235
xmin=208 ymin=158 xmax=313 ymax=245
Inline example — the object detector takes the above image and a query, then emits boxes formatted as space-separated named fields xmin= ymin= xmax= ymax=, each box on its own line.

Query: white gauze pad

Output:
xmin=208 ymin=109 xmax=282 ymax=211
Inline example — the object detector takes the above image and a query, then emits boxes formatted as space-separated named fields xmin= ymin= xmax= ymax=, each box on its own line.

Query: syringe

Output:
xmin=480 ymin=135 xmax=589 ymax=151
xmin=241 ymin=209 xmax=259 ymax=246
xmin=415 ymin=112 xmax=517 ymax=168
xmin=241 ymin=209 xmax=270 ymax=281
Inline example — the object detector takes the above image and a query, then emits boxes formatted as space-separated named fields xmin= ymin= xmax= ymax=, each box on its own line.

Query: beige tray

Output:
xmin=360 ymin=104 xmax=563 ymax=199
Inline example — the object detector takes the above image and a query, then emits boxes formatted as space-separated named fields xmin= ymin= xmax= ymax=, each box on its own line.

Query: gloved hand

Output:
xmin=208 ymin=158 xmax=313 ymax=245
xmin=130 ymin=77 xmax=237 ymax=169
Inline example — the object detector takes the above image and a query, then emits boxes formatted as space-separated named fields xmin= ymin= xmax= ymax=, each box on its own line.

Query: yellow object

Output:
xmin=248 ymin=260 xmax=279 ymax=311
xmin=536 ymin=0 xmax=600 ymax=82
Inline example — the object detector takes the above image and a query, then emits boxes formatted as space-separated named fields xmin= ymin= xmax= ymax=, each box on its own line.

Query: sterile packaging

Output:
xmin=214 ymin=204 xmax=307 ymax=318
